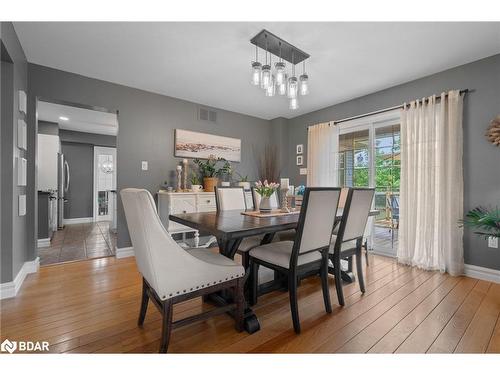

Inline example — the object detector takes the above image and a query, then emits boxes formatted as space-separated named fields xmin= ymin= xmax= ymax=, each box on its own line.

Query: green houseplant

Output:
xmin=190 ymin=173 xmax=203 ymax=192
xmin=461 ymin=206 xmax=500 ymax=239
xmin=235 ymin=172 xmax=251 ymax=190
xmin=193 ymin=157 xmax=230 ymax=192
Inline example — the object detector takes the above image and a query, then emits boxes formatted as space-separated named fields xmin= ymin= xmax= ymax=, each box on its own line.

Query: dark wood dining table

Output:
xmin=169 ymin=208 xmax=379 ymax=333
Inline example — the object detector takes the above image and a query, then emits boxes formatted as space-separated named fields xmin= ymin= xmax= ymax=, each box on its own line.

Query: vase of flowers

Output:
xmin=255 ymin=180 xmax=280 ymax=213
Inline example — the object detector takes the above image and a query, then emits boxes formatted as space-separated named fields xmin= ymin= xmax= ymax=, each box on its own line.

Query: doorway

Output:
xmin=336 ymin=110 xmax=401 ymax=257
xmin=35 ymin=98 xmax=119 ymax=266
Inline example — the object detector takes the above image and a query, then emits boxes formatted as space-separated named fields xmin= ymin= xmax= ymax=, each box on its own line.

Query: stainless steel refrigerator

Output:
xmin=57 ymin=153 xmax=70 ymax=229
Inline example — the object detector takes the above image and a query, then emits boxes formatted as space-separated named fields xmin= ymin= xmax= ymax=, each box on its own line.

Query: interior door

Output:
xmin=94 ymin=146 xmax=117 ymax=222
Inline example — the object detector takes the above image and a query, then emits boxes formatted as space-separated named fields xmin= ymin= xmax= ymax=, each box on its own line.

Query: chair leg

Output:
xmin=234 ymin=277 xmax=245 ymax=332
xmin=320 ymin=253 xmax=332 ymax=314
xmin=356 ymin=246 xmax=366 ymax=294
xmin=249 ymin=260 xmax=259 ymax=306
xmin=288 ymin=273 xmax=300 ymax=334
xmin=332 ymin=252 xmax=345 ymax=306
xmin=159 ymin=299 xmax=173 ymax=353
xmin=364 ymin=240 xmax=370 ymax=267
xmin=241 ymin=251 xmax=249 ymax=271
xmin=138 ymin=278 xmax=149 ymax=327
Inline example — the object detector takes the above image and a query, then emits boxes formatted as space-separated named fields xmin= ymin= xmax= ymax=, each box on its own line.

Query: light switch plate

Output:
xmin=19 ymin=195 xmax=26 ymax=216
xmin=488 ymin=236 xmax=498 ymax=249
xmin=299 ymin=168 xmax=307 ymax=175
xmin=141 ymin=161 xmax=148 ymax=171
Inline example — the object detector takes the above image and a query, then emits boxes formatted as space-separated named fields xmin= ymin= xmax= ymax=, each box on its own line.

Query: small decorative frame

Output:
xmin=296 ymin=144 xmax=303 ymax=155
xmin=18 ymin=90 xmax=27 ymax=114
xmin=296 ymin=155 xmax=303 ymax=166
xmin=17 ymin=119 xmax=27 ymax=150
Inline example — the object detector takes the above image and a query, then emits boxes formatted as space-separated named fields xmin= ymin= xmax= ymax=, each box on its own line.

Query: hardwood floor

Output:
xmin=1 ymin=254 xmax=499 ymax=353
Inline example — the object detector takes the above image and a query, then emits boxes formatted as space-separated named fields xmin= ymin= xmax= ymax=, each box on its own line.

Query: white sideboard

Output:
xmin=157 ymin=190 xmax=253 ymax=247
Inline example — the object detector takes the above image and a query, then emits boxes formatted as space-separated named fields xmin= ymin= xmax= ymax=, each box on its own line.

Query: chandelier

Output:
xmin=250 ymin=29 xmax=310 ymax=110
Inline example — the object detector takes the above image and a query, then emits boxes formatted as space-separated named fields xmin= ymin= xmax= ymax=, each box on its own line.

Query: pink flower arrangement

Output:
xmin=254 ymin=180 xmax=280 ymax=198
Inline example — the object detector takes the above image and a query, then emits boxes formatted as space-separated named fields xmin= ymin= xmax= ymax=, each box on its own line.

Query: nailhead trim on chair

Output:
xmin=165 ymin=273 xmax=245 ymax=298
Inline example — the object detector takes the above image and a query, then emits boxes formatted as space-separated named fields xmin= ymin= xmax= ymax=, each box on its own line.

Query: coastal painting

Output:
xmin=174 ymin=129 xmax=241 ymax=162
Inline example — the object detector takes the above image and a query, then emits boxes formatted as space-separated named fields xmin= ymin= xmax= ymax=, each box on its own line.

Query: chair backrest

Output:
xmin=292 ymin=187 xmax=341 ymax=259
xmin=338 ymin=187 xmax=349 ymax=208
xmin=337 ymin=188 xmax=375 ymax=243
xmin=251 ymin=187 xmax=279 ymax=210
xmin=120 ymin=188 xmax=217 ymax=298
xmin=215 ymin=186 xmax=246 ymax=211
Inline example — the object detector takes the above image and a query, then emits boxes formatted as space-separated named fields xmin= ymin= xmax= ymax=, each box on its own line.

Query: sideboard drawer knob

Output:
xmin=183 ymin=210 xmax=187 ymax=213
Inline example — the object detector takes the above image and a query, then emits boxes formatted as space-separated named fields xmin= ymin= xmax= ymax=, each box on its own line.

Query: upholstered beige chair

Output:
xmin=330 ymin=188 xmax=375 ymax=306
xmin=121 ymin=188 xmax=246 ymax=353
xmin=248 ymin=187 xmax=341 ymax=333
xmin=214 ymin=187 xmax=263 ymax=268
xmin=251 ymin=187 xmax=297 ymax=242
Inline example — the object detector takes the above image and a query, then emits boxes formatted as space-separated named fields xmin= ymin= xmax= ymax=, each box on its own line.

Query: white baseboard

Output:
xmin=37 ymin=238 xmax=51 ymax=248
xmin=464 ymin=264 xmax=500 ymax=284
xmin=0 ymin=257 xmax=40 ymax=300
xmin=115 ymin=246 xmax=134 ymax=258
xmin=63 ymin=217 xmax=94 ymax=225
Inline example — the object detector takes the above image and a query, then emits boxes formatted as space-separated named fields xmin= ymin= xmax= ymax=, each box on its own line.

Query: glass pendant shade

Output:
xmin=261 ymin=65 xmax=271 ymax=89
xmin=265 ymin=75 xmax=276 ymax=97
xmin=299 ymin=74 xmax=309 ymax=95
xmin=251 ymin=62 xmax=262 ymax=86
xmin=289 ymin=97 xmax=299 ymax=110
xmin=287 ymin=76 xmax=298 ymax=99
xmin=278 ymin=74 xmax=287 ymax=96
xmin=275 ymin=62 xmax=286 ymax=85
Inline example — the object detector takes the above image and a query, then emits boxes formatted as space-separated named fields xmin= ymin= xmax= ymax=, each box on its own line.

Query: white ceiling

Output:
xmin=38 ymin=101 xmax=118 ymax=135
xmin=16 ymin=22 xmax=500 ymax=120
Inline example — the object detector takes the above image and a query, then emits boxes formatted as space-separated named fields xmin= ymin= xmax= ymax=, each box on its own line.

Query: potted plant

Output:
xmin=254 ymin=180 xmax=280 ymax=213
xmin=219 ymin=160 xmax=233 ymax=187
xmin=461 ymin=206 xmax=500 ymax=239
xmin=190 ymin=173 xmax=203 ymax=192
xmin=235 ymin=172 xmax=251 ymax=190
xmin=193 ymin=156 xmax=230 ymax=192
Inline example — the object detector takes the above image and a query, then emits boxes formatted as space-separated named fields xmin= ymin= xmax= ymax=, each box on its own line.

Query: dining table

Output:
xmin=169 ymin=207 xmax=379 ymax=333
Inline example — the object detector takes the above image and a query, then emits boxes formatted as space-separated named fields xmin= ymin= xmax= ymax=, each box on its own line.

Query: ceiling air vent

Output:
xmin=198 ymin=107 xmax=217 ymax=123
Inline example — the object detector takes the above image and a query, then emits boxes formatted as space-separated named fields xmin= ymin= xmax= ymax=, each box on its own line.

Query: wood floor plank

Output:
xmin=394 ymin=277 xmax=477 ymax=353
xmin=336 ymin=272 xmax=448 ymax=353
xmin=368 ymin=276 xmax=462 ymax=353
xmin=455 ymin=283 xmax=500 ymax=353
xmin=427 ymin=280 xmax=491 ymax=353
xmin=1 ymin=254 xmax=498 ymax=354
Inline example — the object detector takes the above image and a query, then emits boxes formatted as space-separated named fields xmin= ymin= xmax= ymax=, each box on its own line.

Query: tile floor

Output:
xmin=38 ymin=221 xmax=116 ymax=266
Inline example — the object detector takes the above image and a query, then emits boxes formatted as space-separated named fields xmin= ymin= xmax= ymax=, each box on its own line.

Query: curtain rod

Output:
xmin=307 ymin=89 xmax=470 ymax=129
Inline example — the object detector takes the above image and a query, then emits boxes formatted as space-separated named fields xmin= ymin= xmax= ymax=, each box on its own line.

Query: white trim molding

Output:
xmin=63 ymin=217 xmax=94 ymax=225
xmin=116 ymin=246 xmax=134 ymax=259
xmin=464 ymin=264 xmax=500 ymax=284
xmin=37 ymin=238 xmax=51 ymax=248
xmin=0 ymin=257 xmax=40 ymax=300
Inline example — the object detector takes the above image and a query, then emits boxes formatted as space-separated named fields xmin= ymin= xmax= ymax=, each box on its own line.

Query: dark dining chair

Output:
xmin=248 ymin=187 xmax=341 ymax=333
xmin=390 ymin=194 xmax=400 ymax=248
xmin=329 ymin=188 xmax=375 ymax=306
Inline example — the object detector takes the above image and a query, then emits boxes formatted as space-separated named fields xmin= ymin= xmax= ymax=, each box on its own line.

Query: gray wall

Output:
xmin=27 ymin=63 xmax=272 ymax=250
xmin=284 ymin=54 xmax=500 ymax=271
xmin=0 ymin=22 xmax=29 ymax=283
xmin=61 ymin=142 xmax=94 ymax=219
xmin=59 ymin=129 xmax=116 ymax=147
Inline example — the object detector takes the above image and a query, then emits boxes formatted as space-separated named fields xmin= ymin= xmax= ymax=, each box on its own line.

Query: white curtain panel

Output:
xmin=398 ymin=90 xmax=464 ymax=275
xmin=307 ymin=122 xmax=339 ymax=186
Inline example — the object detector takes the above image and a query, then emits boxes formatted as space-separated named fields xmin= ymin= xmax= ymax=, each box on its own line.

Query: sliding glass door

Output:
xmin=336 ymin=110 xmax=401 ymax=256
